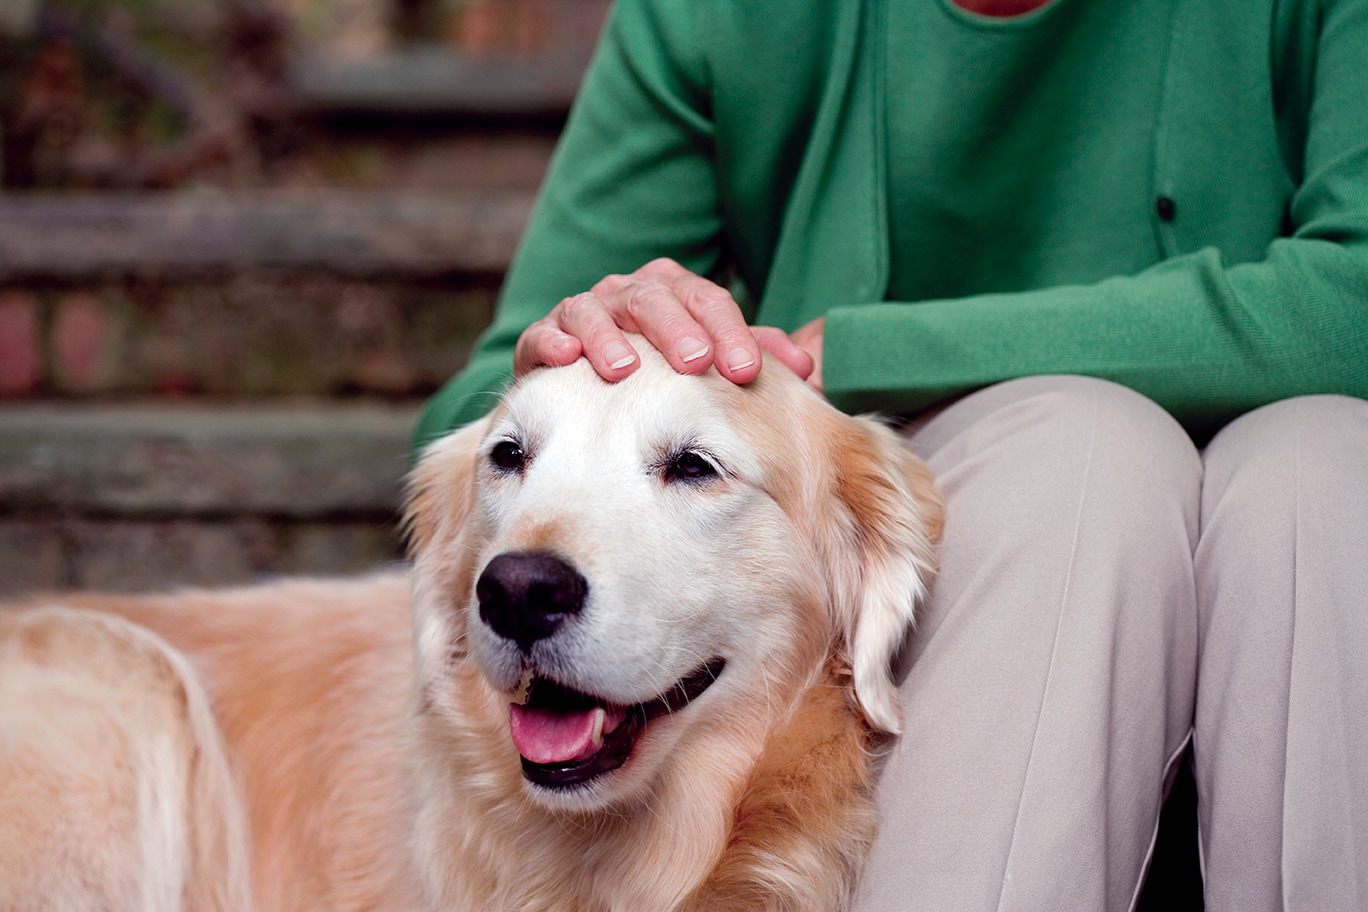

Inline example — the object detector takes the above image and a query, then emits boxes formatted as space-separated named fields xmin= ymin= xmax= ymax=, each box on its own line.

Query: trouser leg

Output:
xmin=854 ymin=376 xmax=1200 ymax=912
xmin=1196 ymin=395 xmax=1368 ymax=912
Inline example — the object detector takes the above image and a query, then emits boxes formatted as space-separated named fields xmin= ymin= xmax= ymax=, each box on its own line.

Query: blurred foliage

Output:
xmin=0 ymin=0 xmax=605 ymax=191
xmin=0 ymin=0 xmax=291 ymax=189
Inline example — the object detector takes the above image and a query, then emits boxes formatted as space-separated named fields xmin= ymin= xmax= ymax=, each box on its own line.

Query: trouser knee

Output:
xmin=912 ymin=375 xmax=1203 ymax=534
xmin=1203 ymin=394 xmax=1368 ymax=502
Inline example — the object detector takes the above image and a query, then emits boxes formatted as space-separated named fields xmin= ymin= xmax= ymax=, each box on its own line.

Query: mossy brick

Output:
xmin=2 ymin=273 xmax=497 ymax=397
xmin=0 ymin=291 xmax=44 ymax=396
xmin=50 ymin=292 xmax=132 ymax=394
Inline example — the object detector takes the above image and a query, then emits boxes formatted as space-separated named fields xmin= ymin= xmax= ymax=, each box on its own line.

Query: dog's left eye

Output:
xmin=490 ymin=440 xmax=527 ymax=473
xmin=664 ymin=450 xmax=717 ymax=483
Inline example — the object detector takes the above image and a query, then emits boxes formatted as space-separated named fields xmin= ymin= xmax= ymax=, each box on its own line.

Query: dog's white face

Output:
xmin=465 ymin=353 xmax=818 ymax=799
xmin=407 ymin=345 xmax=941 ymax=811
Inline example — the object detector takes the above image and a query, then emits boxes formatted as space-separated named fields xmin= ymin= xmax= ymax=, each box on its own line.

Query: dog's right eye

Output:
xmin=490 ymin=440 xmax=527 ymax=473
xmin=663 ymin=450 xmax=717 ymax=483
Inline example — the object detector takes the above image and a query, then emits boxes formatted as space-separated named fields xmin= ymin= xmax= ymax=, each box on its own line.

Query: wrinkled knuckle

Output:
xmin=685 ymin=285 xmax=734 ymax=318
xmin=625 ymin=284 xmax=668 ymax=321
xmin=591 ymin=273 xmax=631 ymax=298
xmin=557 ymin=292 xmax=596 ymax=321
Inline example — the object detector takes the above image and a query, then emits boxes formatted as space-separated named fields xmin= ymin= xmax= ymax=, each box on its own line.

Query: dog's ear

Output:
xmin=404 ymin=416 xmax=493 ymax=702
xmin=819 ymin=416 xmax=943 ymax=735
xmin=403 ymin=415 xmax=491 ymax=559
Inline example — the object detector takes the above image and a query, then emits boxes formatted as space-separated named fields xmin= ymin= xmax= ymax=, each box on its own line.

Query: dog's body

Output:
xmin=0 ymin=346 xmax=942 ymax=912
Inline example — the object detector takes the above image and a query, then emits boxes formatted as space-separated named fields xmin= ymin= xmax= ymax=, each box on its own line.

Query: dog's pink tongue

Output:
xmin=509 ymin=703 xmax=611 ymax=765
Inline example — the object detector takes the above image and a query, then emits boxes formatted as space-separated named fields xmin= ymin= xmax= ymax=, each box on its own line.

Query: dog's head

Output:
xmin=406 ymin=343 xmax=941 ymax=810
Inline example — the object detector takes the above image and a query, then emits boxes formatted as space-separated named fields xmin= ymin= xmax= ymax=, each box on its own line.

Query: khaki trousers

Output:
xmin=854 ymin=376 xmax=1368 ymax=912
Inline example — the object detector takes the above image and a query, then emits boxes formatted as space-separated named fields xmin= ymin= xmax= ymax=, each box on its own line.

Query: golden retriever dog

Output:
xmin=0 ymin=341 xmax=942 ymax=912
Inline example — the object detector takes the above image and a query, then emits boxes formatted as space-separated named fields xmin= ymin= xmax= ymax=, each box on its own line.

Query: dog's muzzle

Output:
xmin=475 ymin=550 xmax=726 ymax=789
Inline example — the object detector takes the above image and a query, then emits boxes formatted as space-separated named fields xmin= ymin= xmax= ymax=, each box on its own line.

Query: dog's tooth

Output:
xmin=590 ymin=707 xmax=606 ymax=749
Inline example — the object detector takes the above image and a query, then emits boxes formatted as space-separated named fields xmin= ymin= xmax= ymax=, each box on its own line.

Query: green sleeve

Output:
xmin=826 ymin=0 xmax=1368 ymax=435
xmin=413 ymin=0 xmax=726 ymax=450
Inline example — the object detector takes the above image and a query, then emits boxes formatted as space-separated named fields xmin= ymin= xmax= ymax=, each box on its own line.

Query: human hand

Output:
xmin=513 ymin=258 xmax=813 ymax=384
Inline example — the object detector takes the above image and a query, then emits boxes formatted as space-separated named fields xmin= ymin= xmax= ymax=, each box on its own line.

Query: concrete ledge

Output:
xmin=0 ymin=402 xmax=423 ymax=518
xmin=292 ymin=49 xmax=588 ymax=119
xmin=0 ymin=515 xmax=405 ymax=595
xmin=0 ymin=191 xmax=534 ymax=281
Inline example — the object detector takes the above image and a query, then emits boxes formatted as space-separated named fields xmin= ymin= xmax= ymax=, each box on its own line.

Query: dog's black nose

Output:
xmin=476 ymin=552 xmax=588 ymax=652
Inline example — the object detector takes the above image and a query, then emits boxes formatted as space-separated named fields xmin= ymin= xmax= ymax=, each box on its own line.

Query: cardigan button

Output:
xmin=1156 ymin=196 xmax=1177 ymax=222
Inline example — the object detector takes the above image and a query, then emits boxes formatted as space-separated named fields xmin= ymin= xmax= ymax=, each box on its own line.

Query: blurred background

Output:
xmin=0 ymin=0 xmax=610 ymax=594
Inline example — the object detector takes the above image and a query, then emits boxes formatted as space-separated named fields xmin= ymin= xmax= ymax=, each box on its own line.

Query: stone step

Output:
xmin=0 ymin=401 xmax=422 ymax=517
xmin=0 ymin=190 xmax=516 ymax=399
xmin=0 ymin=401 xmax=429 ymax=595
xmin=0 ymin=190 xmax=534 ymax=281
xmin=292 ymin=48 xmax=589 ymax=120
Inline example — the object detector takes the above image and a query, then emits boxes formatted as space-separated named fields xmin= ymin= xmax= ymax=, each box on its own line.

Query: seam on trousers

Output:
xmin=994 ymin=387 xmax=1100 ymax=912
xmin=1197 ymin=757 xmax=1208 ymax=892
xmin=1279 ymin=398 xmax=1302 ymax=912
xmin=1126 ymin=731 xmax=1195 ymax=912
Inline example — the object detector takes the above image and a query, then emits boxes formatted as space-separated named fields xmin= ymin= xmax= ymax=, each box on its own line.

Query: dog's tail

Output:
xmin=0 ymin=605 xmax=254 ymax=912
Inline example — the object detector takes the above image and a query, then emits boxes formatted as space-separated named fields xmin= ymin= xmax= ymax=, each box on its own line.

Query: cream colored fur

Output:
xmin=0 ymin=346 xmax=941 ymax=911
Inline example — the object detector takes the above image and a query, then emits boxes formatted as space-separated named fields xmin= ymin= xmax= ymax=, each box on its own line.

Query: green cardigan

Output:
xmin=415 ymin=0 xmax=1368 ymax=448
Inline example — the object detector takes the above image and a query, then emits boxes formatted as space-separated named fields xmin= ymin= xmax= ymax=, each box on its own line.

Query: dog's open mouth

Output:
xmin=508 ymin=658 xmax=726 ymax=789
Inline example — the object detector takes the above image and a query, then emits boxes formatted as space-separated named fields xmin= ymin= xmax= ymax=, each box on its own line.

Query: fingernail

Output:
xmin=678 ymin=337 xmax=710 ymax=363
xmin=605 ymin=342 xmax=637 ymax=371
xmin=726 ymin=348 xmax=756 ymax=372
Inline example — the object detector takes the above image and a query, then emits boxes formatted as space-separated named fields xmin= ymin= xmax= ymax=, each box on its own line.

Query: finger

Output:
xmin=751 ymin=325 xmax=814 ymax=380
xmin=624 ymin=260 xmax=757 ymax=378
xmin=605 ymin=259 xmax=758 ymax=382
xmin=514 ymin=320 xmax=582 ymax=376
xmin=677 ymin=282 xmax=760 ymax=384
xmin=555 ymin=291 xmax=641 ymax=380
xmin=613 ymin=279 xmax=717 ymax=375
